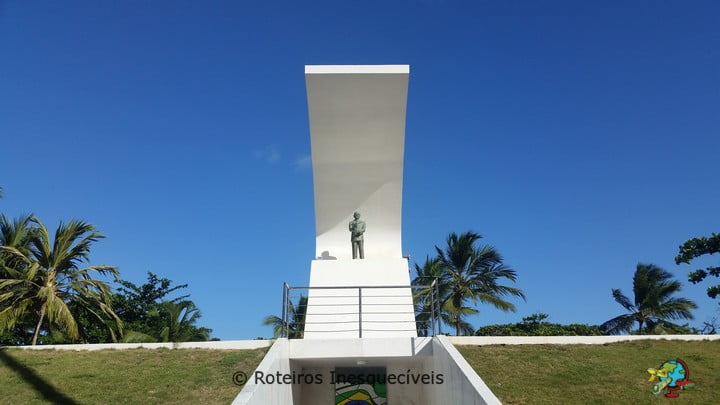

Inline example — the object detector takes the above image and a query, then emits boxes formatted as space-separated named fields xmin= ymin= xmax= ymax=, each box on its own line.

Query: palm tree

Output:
xmin=121 ymin=300 xmax=211 ymax=343
xmin=0 ymin=215 xmax=37 ymax=344
xmin=157 ymin=300 xmax=210 ymax=342
xmin=436 ymin=232 xmax=525 ymax=336
xmin=263 ymin=296 xmax=307 ymax=338
xmin=601 ymin=263 xmax=697 ymax=335
xmin=412 ymin=256 xmax=446 ymax=336
xmin=0 ymin=217 xmax=122 ymax=345
xmin=0 ymin=214 xmax=36 ymax=273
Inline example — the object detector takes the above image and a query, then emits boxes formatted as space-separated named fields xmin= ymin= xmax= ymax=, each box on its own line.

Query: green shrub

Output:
xmin=475 ymin=313 xmax=605 ymax=336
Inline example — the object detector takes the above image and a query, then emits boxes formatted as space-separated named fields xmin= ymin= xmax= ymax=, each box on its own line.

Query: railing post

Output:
xmin=358 ymin=287 xmax=363 ymax=338
xmin=282 ymin=283 xmax=288 ymax=338
xmin=435 ymin=280 xmax=442 ymax=335
xmin=430 ymin=281 xmax=436 ymax=337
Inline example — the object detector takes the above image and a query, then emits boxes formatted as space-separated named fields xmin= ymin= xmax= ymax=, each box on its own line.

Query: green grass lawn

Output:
xmin=4 ymin=341 xmax=719 ymax=404
xmin=0 ymin=347 xmax=267 ymax=405
xmin=458 ymin=340 xmax=720 ymax=404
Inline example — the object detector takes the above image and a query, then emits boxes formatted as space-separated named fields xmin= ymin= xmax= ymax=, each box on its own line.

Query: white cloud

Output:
xmin=254 ymin=145 xmax=281 ymax=164
xmin=294 ymin=154 xmax=312 ymax=170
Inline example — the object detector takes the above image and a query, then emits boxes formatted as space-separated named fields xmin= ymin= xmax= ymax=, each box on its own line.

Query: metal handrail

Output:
xmin=280 ymin=280 xmax=441 ymax=338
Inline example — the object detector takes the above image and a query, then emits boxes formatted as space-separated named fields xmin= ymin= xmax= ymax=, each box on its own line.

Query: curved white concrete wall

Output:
xmin=305 ymin=65 xmax=409 ymax=260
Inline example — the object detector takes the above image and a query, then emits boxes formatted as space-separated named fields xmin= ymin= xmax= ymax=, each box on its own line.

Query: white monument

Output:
xmin=303 ymin=65 xmax=417 ymax=338
xmin=234 ymin=65 xmax=501 ymax=405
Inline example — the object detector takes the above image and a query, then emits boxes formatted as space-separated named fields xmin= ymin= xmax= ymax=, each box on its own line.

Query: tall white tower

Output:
xmin=303 ymin=65 xmax=417 ymax=338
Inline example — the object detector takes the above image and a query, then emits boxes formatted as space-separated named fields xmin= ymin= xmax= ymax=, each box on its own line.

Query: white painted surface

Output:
xmin=294 ymin=366 xmax=332 ymax=405
xmin=289 ymin=337 xmax=432 ymax=359
xmin=425 ymin=335 xmax=501 ymax=405
xmin=384 ymin=362 xmax=427 ymax=404
xmin=233 ymin=339 xmax=293 ymax=405
xmin=234 ymin=337 xmax=501 ymax=405
xmin=305 ymin=65 xmax=408 ymax=260
xmin=289 ymin=337 xmax=472 ymax=405
xmin=6 ymin=339 xmax=273 ymax=351
xmin=303 ymin=258 xmax=416 ymax=338
xmin=450 ymin=334 xmax=720 ymax=346
xmin=236 ymin=338 xmax=433 ymax=404
xmin=305 ymin=65 xmax=409 ymax=74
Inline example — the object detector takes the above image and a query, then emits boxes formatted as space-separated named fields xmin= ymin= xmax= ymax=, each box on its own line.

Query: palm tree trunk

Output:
xmin=637 ymin=320 xmax=644 ymax=335
xmin=454 ymin=293 xmax=462 ymax=336
xmin=32 ymin=304 xmax=47 ymax=346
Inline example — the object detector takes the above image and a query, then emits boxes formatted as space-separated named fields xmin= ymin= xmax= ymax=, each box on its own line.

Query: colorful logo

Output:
xmin=647 ymin=358 xmax=695 ymax=398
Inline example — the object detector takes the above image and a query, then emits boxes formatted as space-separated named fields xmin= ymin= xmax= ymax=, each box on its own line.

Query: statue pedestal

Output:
xmin=303 ymin=258 xmax=417 ymax=339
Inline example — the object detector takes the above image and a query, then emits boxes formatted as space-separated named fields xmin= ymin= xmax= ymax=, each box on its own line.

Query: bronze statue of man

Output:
xmin=348 ymin=211 xmax=366 ymax=259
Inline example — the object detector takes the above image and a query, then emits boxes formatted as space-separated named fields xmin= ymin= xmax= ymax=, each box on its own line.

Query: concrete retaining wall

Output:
xmin=232 ymin=338 xmax=293 ymax=405
xmin=6 ymin=340 xmax=273 ymax=351
xmin=425 ymin=335 xmax=501 ymax=405
xmin=450 ymin=334 xmax=720 ymax=346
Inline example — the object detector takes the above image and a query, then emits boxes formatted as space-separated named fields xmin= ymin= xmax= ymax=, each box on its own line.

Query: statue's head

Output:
xmin=353 ymin=211 xmax=361 ymax=219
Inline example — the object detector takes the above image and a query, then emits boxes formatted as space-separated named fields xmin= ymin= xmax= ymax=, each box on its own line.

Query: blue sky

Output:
xmin=1 ymin=1 xmax=718 ymax=339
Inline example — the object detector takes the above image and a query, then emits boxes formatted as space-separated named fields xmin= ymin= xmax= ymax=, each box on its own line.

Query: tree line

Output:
xmin=0 ymin=213 xmax=212 ymax=346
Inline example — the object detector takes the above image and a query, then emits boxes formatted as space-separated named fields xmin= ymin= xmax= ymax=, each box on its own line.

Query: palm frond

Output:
xmin=611 ymin=289 xmax=635 ymax=312
xmin=121 ymin=330 xmax=157 ymax=343
xmin=600 ymin=314 xmax=635 ymax=335
xmin=474 ymin=292 xmax=517 ymax=312
xmin=652 ymin=297 xmax=697 ymax=321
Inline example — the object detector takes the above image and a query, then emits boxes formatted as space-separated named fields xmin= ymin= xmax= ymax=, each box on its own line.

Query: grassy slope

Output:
xmin=458 ymin=340 xmax=720 ymax=405
xmin=4 ymin=341 xmax=719 ymax=404
xmin=0 ymin=347 xmax=267 ymax=405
